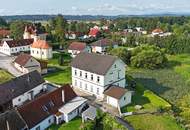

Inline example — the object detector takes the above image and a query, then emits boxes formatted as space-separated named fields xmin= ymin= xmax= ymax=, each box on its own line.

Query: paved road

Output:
xmin=0 ymin=53 xmax=22 ymax=77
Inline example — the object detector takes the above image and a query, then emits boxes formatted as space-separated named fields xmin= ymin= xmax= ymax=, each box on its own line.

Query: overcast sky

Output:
xmin=1 ymin=0 xmax=190 ymax=15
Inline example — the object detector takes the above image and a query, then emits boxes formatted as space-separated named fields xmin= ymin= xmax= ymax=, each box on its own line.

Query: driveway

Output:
xmin=0 ymin=53 xmax=22 ymax=77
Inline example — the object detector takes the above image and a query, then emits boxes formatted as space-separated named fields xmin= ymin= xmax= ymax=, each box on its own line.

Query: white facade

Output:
xmin=30 ymin=47 xmax=52 ymax=60
xmin=14 ymin=57 xmax=41 ymax=74
xmin=72 ymin=59 xmax=126 ymax=99
xmin=12 ymin=83 xmax=47 ymax=107
xmin=0 ymin=41 xmax=30 ymax=55
xmin=106 ymin=92 xmax=132 ymax=108
xmin=68 ymin=46 xmax=91 ymax=58
xmin=30 ymin=115 xmax=54 ymax=130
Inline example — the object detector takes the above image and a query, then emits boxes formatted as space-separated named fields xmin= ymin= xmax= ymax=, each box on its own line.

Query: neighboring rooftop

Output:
xmin=31 ymin=40 xmax=51 ymax=49
xmin=18 ymin=85 xmax=77 ymax=129
xmin=0 ymin=110 xmax=27 ymax=130
xmin=14 ymin=53 xmax=32 ymax=66
xmin=68 ymin=42 xmax=87 ymax=51
xmin=0 ymin=71 xmax=45 ymax=104
xmin=91 ymin=38 xmax=117 ymax=47
xmin=3 ymin=39 xmax=34 ymax=48
xmin=71 ymin=52 xmax=117 ymax=75
xmin=104 ymin=86 xmax=129 ymax=99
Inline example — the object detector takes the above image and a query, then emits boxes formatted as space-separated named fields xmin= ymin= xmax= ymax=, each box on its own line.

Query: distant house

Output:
xmin=152 ymin=28 xmax=164 ymax=36
xmin=71 ymin=52 xmax=126 ymax=99
xmin=18 ymin=85 xmax=87 ymax=130
xmin=30 ymin=40 xmax=52 ymax=60
xmin=23 ymin=25 xmax=47 ymax=41
xmin=0 ymin=110 xmax=27 ymax=130
xmin=104 ymin=86 xmax=132 ymax=108
xmin=13 ymin=53 xmax=48 ymax=74
xmin=89 ymin=28 xmax=101 ymax=38
xmin=91 ymin=39 xmax=118 ymax=53
xmin=0 ymin=39 xmax=33 ymax=55
xmin=0 ymin=71 xmax=48 ymax=112
xmin=0 ymin=29 xmax=11 ymax=38
xmin=68 ymin=42 xmax=91 ymax=57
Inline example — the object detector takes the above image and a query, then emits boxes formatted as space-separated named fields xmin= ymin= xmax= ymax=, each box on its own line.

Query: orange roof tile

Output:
xmin=31 ymin=40 xmax=51 ymax=49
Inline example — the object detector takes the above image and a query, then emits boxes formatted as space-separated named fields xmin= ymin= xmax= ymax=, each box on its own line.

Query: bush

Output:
xmin=131 ymin=45 xmax=168 ymax=69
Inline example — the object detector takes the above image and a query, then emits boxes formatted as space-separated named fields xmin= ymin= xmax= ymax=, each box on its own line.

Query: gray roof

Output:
xmin=0 ymin=71 xmax=45 ymax=104
xmin=71 ymin=52 xmax=117 ymax=75
xmin=0 ymin=110 xmax=27 ymax=130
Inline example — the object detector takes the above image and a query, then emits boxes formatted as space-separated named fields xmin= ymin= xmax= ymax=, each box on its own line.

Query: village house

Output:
xmin=13 ymin=53 xmax=48 ymax=74
xmin=71 ymin=52 xmax=126 ymax=100
xmin=68 ymin=42 xmax=91 ymax=57
xmin=0 ymin=71 xmax=53 ymax=112
xmin=23 ymin=25 xmax=47 ymax=41
xmin=30 ymin=40 xmax=52 ymax=60
xmin=91 ymin=39 xmax=118 ymax=53
xmin=0 ymin=39 xmax=33 ymax=55
xmin=104 ymin=86 xmax=132 ymax=108
xmin=0 ymin=110 xmax=27 ymax=130
xmin=18 ymin=85 xmax=87 ymax=130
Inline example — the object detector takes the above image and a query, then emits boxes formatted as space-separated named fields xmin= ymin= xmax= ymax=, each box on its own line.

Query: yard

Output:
xmin=0 ymin=69 xmax=13 ymax=84
xmin=47 ymin=117 xmax=82 ymax=130
xmin=126 ymin=114 xmax=184 ymax=130
xmin=44 ymin=51 xmax=72 ymax=85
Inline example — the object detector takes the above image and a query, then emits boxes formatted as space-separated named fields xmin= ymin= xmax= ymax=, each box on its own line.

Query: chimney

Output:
xmin=62 ymin=90 xmax=65 ymax=103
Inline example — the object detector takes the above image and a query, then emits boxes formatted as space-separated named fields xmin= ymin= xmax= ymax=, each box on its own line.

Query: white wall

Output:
xmin=12 ymin=83 xmax=46 ymax=107
xmin=118 ymin=92 xmax=132 ymax=108
xmin=30 ymin=115 xmax=54 ymax=130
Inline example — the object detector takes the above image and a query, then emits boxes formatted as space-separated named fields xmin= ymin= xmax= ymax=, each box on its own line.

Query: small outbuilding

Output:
xmin=104 ymin=86 xmax=132 ymax=108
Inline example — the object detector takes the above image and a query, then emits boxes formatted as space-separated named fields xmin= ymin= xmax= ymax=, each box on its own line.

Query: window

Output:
xmin=91 ymin=74 xmax=93 ymax=81
xmin=85 ymin=84 xmax=87 ymax=90
xmin=97 ymin=76 xmax=100 ymax=83
xmin=80 ymin=71 xmax=82 ymax=77
xmin=90 ymin=85 xmax=93 ymax=92
xmin=75 ymin=80 xmax=77 ymax=86
xmin=85 ymin=73 xmax=87 ymax=79
xmin=97 ymin=88 xmax=99 ymax=95
xmin=75 ymin=70 xmax=77 ymax=76
xmin=36 ymin=126 xmax=40 ymax=130
xmin=80 ymin=81 xmax=82 ymax=88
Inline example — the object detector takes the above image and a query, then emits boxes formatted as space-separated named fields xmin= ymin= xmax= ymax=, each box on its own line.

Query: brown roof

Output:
xmin=5 ymin=39 xmax=34 ymax=48
xmin=91 ymin=38 xmax=118 ymax=47
xmin=18 ymin=85 xmax=77 ymax=128
xmin=14 ymin=53 xmax=32 ymax=66
xmin=31 ymin=40 xmax=51 ymax=49
xmin=0 ymin=71 xmax=45 ymax=105
xmin=68 ymin=42 xmax=87 ymax=51
xmin=104 ymin=86 xmax=128 ymax=99
xmin=71 ymin=52 xmax=117 ymax=75
xmin=0 ymin=110 xmax=27 ymax=130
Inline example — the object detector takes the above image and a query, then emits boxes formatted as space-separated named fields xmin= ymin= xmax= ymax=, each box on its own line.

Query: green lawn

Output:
xmin=44 ymin=51 xmax=72 ymax=85
xmin=47 ymin=117 xmax=82 ymax=130
xmin=126 ymin=114 xmax=184 ymax=130
xmin=0 ymin=69 xmax=13 ymax=84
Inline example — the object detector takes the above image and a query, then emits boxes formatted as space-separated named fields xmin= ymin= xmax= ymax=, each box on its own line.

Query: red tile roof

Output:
xmin=31 ymin=40 xmax=51 ymax=49
xmin=5 ymin=39 xmax=34 ymax=48
xmin=104 ymin=86 xmax=128 ymax=99
xmin=89 ymin=28 xmax=100 ymax=37
xmin=14 ymin=53 xmax=32 ymax=66
xmin=18 ymin=85 xmax=77 ymax=128
xmin=0 ymin=29 xmax=10 ymax=37
xmin=68 ymin=42 xmax=86 ymax=51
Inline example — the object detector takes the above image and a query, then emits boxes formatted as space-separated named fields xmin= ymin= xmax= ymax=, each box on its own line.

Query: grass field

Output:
xmin=44 ymin=51 xmax=72 ymax=85
xmin=0 ymin=69 xmax=13 ymax=84
xmin=47 ymin=117 xmax=81 ymax=130
xmin=126 ymin=114 xmax=184 ymax=130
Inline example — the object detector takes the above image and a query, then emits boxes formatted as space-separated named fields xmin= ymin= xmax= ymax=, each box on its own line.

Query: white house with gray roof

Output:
xmin=71 ymin=52 xmax=126 ymax=100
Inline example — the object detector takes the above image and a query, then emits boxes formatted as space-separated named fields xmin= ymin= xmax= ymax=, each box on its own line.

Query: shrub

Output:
xmin=131 ymin=45 xmax=168 ymax=69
